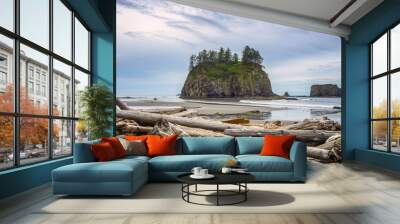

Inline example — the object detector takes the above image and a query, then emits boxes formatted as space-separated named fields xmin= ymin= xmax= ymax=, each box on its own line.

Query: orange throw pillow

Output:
xmin=260 ymin=135 xmax=295 ymax=159
xmin=146 ymin=135 xmax=178 ymax=157
xmin=101 ymin=137 xmax=126 ymax=158
xmin=91 ymin=142 xmax=117 ymax=162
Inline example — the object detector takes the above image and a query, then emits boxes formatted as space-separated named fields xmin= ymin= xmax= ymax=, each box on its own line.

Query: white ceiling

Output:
xmin=169 ymin=0 xmax=384 ymax=38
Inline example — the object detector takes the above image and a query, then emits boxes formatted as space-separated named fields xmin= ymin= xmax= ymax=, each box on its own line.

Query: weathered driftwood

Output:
xmin=124 ymin=125 xmax=153 ymax=133
xmin=117 ymin=110 xmax=254 ymax=132
xmin=173 ymin=109 xmax=198 ymax=117
xmin=317 ymin=134 xmax=342 ymax=162
xmin=151 ymin=119 xmax=224 ymax=137
xmin=307 ymin=147 xmax=333 ymax=161
xmin=280 ymin=117 xmax=341 ymax=131
xmin=116 ymin=98 xmax=130 ymax=110
xmin=132 ymin=106 xmax=185 ymax=114
xmin=224 ymin=129 xmax=339 ymax=145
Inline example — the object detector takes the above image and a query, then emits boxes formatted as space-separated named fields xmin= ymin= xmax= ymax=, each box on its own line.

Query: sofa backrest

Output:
xmin=235 ymin=137 xmax=263 ymax=155
xmin=177 ymin=137 xmax=235 ymax=155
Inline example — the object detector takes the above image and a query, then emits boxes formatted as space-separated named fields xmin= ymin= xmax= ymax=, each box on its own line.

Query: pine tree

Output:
xmin=218 ymin=47 xmax=225 ymax=62
xmin=233 ymin=53 xmax=239 ymax=63
xmin=209 ymin=50 xmax=217 ymax=62
xmin=254 ymin=50 xmax=263 ymax=65
xmin=189 ymin=55 xmax=195 ymax=71
xmin=242 ymin=45 xmax=251 ymax=63
xmin=225 ymin=48 xmax=232 ymax=63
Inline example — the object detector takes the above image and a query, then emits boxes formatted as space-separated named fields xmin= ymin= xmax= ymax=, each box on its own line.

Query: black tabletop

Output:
xmin=177 ymin=173 xmax=255 ymax=185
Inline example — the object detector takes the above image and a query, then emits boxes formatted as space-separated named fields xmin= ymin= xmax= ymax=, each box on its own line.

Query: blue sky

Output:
xmin=117 ymin=0 xmax=341 ymax=97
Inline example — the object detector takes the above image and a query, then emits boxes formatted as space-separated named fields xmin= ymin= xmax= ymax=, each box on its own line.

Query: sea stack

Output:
xmin=310 ymin=84 xmax=341 ymax=97
xmin=180 ymin=46 xmax=275 ymax=98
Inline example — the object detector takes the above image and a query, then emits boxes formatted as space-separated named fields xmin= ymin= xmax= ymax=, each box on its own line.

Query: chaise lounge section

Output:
xmin=52 ymin=136 xmax=307 ymax=196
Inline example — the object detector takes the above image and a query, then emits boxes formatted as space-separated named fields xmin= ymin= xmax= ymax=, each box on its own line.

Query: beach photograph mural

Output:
xmin=116 ymin=0 xmax=342 ymax=162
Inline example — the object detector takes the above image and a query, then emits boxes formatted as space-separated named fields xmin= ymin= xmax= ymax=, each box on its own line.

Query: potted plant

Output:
xmin=79 ymin=84 xmax=114 ymax=140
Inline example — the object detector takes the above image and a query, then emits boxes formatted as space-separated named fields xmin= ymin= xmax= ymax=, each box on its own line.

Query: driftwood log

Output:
xmin=117 ymin=110 xmax=254 ymax=132
xmin=224 ymin=129 xmax=339 ymax=145
xmin=307 ymin=147 xmax=334 ymax=161
xmin=151 ymin=119 xmax=225 ymax=137
xmin=173 ymin=109 xmax=198 ymax=117
xmin=116 ymin=98 xmax=130 ymax=110
xmin=134 ymin=106 xmax=185 ymax=114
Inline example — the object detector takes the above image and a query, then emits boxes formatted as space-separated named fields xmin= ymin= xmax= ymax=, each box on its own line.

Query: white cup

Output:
xmin=200 ymin=169 xmax=208 ymax=176
xmin=191 ymin=167 xmax=202 ymax=176
xmin=221 ymin=167 xmax=232 ymax=174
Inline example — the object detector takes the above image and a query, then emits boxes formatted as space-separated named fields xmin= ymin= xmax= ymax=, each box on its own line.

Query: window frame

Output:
xmin=370 ymin=21 xmax=400 ymax=154
xmin=0 ymin=0 xmax=92 ymax=171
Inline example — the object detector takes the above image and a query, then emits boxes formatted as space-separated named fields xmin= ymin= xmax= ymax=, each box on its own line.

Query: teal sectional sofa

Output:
xmin=52 ymin=137 xmax=307 ymax=196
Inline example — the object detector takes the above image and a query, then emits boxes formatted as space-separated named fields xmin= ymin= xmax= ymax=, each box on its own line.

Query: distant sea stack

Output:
xmin=310 ymin=84 xmax=341 ymax=97
xmin=181 ymin=46 xmax=275 ymax=98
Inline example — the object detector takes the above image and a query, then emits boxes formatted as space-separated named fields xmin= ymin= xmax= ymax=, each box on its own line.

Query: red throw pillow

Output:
xmin=260 ymin=135 xmax=295 ymax=159
xmin=91 ymin=142 xmax=117 ymax=162
xmin=125 ymin=135 xmax=149 ymax=142
xmin=101 ymin=137 xmax=126 ymax=158
xmin=146 ymin=135 xmax=178 ymax=157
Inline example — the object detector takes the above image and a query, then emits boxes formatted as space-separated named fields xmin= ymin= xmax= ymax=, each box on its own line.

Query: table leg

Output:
xmin=245 ymin=183 xmax=247 ymax=201
xmin=217 ymin=184 xmax=219 ymax=206
xmin=195 ymin=184 xmax=198 ymax=192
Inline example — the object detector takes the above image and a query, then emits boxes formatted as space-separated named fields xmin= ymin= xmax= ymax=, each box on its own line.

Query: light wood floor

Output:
xmin=1 ymin=160 xmax=400 ymax=224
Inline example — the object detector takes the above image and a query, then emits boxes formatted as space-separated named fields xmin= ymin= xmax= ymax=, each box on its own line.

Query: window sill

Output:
xmin=0 ymin=156 xmax=72 ymax=176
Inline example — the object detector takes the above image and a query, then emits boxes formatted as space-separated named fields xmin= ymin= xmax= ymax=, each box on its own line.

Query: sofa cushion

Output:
xmin=235 ymin=137 xmax=263 ymax=155
xmin=236 ymin=155 xmax=293 ymax=172
xmin=149 ymin=154 xmax=235 ymax=172
xmin=177 ymin=137 xmax=235 ymax=155
xmin=53 ymin=158 xmax=147 ymax=183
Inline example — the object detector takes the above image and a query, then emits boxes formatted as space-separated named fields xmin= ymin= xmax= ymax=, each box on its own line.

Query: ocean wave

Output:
xmin=240 ymin=99 xmax=341 ymax=110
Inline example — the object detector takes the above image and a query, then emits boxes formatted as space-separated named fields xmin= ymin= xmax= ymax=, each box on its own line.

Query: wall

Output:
xmin=344 ymin=0 xmax=400 ymax=171
xmin=0 ymin=0 xmax=116 ymax=200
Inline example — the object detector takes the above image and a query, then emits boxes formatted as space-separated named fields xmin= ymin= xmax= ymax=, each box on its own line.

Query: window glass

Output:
xmin=74 ymin=18 xmax=89 ymax=70
xmin=19 ymin=117 xmax=49 ymax=165
xmin=20 ymin=0 xmax=49 ymax=49
xmin=20 ymin=44 xmax=49 ymax=115
xmin=75 ymin=120 xmax=88 ymax=143
xmin=53 ymin=119 xmax=72 ymax=157
xmin=391 ymin=72 xmax=400 ymax=118
xmin=53 ymin=0 xmax=72 ymax=60
xmin=391 ymin=120 xmax=400 ymax=153
xmin=372 ymin=121 xmax=388 ymax=151
xmin=372 ymin=33 xmax=387 ymax=76
xmin=372 ymin=76 xmax=387 ymax=119
xmin=74 ymin=69 xmax=89 ymax=118
xmin=0 ymin=35 xmax=13 ymax=113
xmin=391 ymin=24 xmax=400 ymax=70
xmin=53 ymin=59 xmax=72 ymax=117
xmin=0 ymin=116 xmax=14 ymax=170
xmin=0 ymin=0 xmax=14 ymax=31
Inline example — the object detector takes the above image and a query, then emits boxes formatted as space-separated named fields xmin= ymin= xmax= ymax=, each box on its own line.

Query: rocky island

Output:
xmin=181 ymin=46 xmax=275 ymax=98
xmin=310 ymin=84 xmax=341 ymax=97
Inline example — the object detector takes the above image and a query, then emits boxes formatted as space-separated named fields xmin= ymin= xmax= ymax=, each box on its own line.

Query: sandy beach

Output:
xmin=120 ymin=96 xmax=341 ymax=124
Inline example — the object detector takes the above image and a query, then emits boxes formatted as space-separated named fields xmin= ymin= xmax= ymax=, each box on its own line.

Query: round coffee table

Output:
xmin=177 ymin=173 xmax=255 ymax=206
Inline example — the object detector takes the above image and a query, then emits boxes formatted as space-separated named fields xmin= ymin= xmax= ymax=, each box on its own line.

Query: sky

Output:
xmin=116 ymin=0 xmax=341 ymax=97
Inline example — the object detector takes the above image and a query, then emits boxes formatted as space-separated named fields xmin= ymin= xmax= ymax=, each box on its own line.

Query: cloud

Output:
xmin=124 ymin=31 xmax=195 ymax=46
xmin=178 ymin=12 xmax=230 ymax=32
